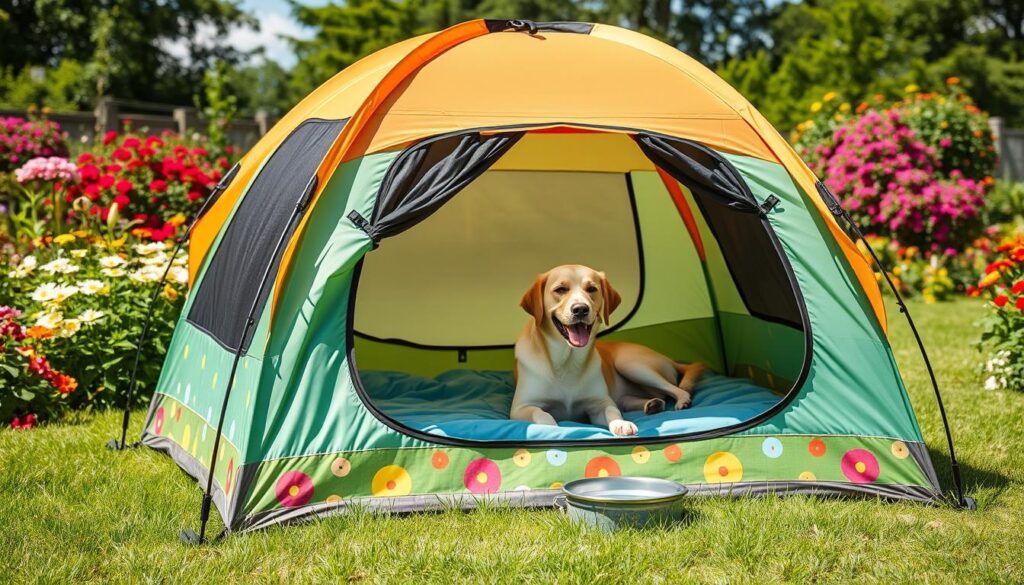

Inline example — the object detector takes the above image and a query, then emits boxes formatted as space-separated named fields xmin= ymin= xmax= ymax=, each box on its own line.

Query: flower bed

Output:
xmin=972 ymin=235 xmax=1024 ymax=391
xmin=1 ymin=232 xmax=186 ymax=425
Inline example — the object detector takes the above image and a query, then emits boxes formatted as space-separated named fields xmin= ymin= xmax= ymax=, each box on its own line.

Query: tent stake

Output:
xmin=107 ymin=164 xmax=239 ymax=452
xmin=820 ymin=184 xmax=974 ymax=510
xmin=182 ymin=175 xmax=317 ymax=545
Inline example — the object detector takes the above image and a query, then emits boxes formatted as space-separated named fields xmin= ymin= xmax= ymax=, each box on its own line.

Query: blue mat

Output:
xmin=361 ymin=369 xmax=781 ymax=441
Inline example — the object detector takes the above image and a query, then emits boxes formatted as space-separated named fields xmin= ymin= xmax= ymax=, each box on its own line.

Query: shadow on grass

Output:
xmin=927 ymin=445 xmax=1012 ymax=507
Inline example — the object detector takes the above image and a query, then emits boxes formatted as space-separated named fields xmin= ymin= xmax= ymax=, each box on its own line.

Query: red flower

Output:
xmin=122 ymin=137 xmax=141 ymax=149
xmin=187 ymin=190 xmax=202 ymax=201
xmin=1017 ymin=297 xmax=1024 ymax=310
xmin=191 ymin=147 xmax=209 ymax=157
xmin=1011 ymin=247 xmax=1024 ymax=263
xmin=113 ymin=194 xmax=130 ymax=207
xmin=84 ymin=184 xmax=101 ymax=199
xmin=127 ymin=159 xmax=145 ymax=170
xmin=1012 ymin=281 xmax=1024 ymax=295
xmin=145 ymin=136 xmax=165 ymax=148
xmin=994 ymin=295 xmax=1009 ymax=307
xmin=137 ymin=146 xmax=155 ymax=158
xmin=102 ymin=130 xmax=118 ymax=145
xmin=99 ymin=175 xmax=115 ymax=189
xmin=77 ymin=152 xmax=93 ymax=164
xmin=148 ymin=179 xmax=167 ymax=193
xmin=79 ymin=164 xmax=99 ymax=181
xmin=115 ymin=179 xmax=133 ymax=194
xmin=52 ymin=373 xmax=77 ymax=395
xmin=105 ymin=163 xmax=122 ymax=173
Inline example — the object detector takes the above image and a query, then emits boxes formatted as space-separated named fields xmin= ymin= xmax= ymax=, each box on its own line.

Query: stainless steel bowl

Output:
xmin=560 ymin=477 xmax=689 ymax=531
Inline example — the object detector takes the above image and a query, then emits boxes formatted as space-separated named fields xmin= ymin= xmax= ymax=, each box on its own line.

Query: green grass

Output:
xmin=1 ymin=298 xmax=1020 ymax=584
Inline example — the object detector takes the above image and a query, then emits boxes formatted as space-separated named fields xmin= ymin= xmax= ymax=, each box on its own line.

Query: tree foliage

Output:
xmin=0 ymin=0 xmax=255 ymax=108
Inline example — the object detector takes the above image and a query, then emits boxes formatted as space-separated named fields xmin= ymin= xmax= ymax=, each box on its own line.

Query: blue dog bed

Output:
xmin=361 ymin=369 xmax=782 ymax=441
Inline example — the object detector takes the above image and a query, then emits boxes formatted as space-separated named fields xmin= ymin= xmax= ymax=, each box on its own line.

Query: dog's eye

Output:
xmin=585 ymin=285 xmax=598 ymax=294
xmin=553 ymin=286 xmax=568 ymax=295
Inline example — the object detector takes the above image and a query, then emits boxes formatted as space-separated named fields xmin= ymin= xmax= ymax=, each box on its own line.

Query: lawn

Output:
xmin=1 ymin=297 xmax=1020 ymax=584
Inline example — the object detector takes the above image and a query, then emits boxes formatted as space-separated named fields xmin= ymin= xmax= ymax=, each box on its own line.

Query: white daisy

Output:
xmin=51 ymin=284 xmax=79 ymax=303
xmin=140 ymin=252 xmax=169 ymax=267
xmin=35 ymin=311 xmax=63 ymax=329
xmin=98 ymin=255 xmax=127 ymax=268
xmin=130 ymin=265 xmax=164 ymax=283
xmin=101 ymin=267 xmax=126 ymax=278
xmin=70 ymin=249 xmax=88 ymax=258
xmin=167 ymin=266 xmax=189 ymax=284
xmin=78 ymin=279 xmax=109 ymax=295
xmin=31 ymin=283 xmax=60 ymax=303
xmin=59 ymin=318 xmax=81 ymax=337
xmin=40 ymin=257 xmax=80 ymax=275
xmin=78 ymin=309 xmax=105 ymax=324
xmin=134 ymin=241 xmax=167 ymax=256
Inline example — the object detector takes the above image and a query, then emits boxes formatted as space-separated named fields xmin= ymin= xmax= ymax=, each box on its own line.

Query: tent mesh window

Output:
xmin=187 ymin=118 xmax=347 ymax=352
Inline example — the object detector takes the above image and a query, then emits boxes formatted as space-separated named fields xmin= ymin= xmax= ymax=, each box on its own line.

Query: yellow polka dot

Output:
xmin=371 ymin=465 xmax=412 ymax=497
xmin=326 ymin=494 xmax=342 ymax=504
xmin=245 ymin=391 xmax=251 ymax=408
xmin=288 ymin=485 xmax=300 ymax=497
xmin=631 ymin=446 xmax=651 ymax=464
xmin=211 ymin=372 xmax=218 ymax=389
xmin=597 ymin=469 xmax=609 ymax=478
xmin=703 ymin=451 xmax=743 ymax=483
xmin=201 ymin=354 xmax=206 ymax=369
xmin=799 ymin=471 xmax=816 ymax=481
xmin=183 ymin=345 xmax=189 ymax=360
xmin=855 ymin=461 xmax=867 ymax=473
xmin=476 ymin=472 xmax=488 ymax=484
xmin=549 ymin=482 xmax=563 ymax=489
xmin=181 ymin=425 xmax=191 ymax=450
xmin=513 ymin=449 xmax=532 ymax=467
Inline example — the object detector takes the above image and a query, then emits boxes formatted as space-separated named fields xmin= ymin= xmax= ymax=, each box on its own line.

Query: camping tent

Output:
xmin=126 ymin=20 xmax=967 ymax=539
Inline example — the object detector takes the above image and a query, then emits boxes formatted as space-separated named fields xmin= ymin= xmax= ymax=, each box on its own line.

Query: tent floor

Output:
xmin=361 ymin=369 xmax=783 ymax=441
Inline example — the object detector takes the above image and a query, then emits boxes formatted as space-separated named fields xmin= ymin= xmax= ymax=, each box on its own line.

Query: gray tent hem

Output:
xmin=235 ymin=480 xmax=943 ymax=533
xmin=141 ymin=432 xmax=234 ymax=530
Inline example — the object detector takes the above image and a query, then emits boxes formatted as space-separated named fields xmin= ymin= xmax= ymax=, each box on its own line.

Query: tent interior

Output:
xmin=351 ymin=129 xmax=807 ymax=442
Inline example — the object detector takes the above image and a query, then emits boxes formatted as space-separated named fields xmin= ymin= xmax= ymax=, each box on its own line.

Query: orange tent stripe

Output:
xmin=656 ymin=167 xmax=706 ymax=262
xmin=270 ymin=20 xmax=492 ymax=320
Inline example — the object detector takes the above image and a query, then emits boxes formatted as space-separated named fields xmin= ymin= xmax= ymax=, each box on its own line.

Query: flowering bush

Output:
xmin=791 ymin=81 xmax=995 ymax=253
xmin=0 ymin=116 xmax=69 ymax=174
xmin=972 ymin=234 xmax=1024 ymax=392
xmin=66 ymin=130 xmax=229 ymax=240
xmin=0 ymin=231 xmax=187 ymax=423
xmin=7 ymin=156 xmax=81 ymax=239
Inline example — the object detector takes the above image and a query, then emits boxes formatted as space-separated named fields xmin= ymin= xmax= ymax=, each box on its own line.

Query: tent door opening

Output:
xmin=348 ymin=127 xmax=810 ymax=445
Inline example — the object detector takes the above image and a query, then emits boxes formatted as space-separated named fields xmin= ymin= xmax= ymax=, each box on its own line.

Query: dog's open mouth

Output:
xmin=553 ymin=317 xmax=593 ymax=348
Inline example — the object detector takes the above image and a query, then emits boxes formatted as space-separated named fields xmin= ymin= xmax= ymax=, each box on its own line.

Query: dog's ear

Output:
xmin=598 ymin=272 xmax=621 ymax=325
xmin=520 ymin=272 xmax=548 ymax=324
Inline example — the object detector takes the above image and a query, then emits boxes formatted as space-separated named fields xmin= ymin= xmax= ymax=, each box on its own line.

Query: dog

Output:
xmin=510 ymin=264 xmax=706 ymax=436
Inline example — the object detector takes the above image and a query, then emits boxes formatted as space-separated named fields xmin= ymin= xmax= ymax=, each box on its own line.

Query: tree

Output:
xmin=0 ymin=0 xmax=255 ymax=108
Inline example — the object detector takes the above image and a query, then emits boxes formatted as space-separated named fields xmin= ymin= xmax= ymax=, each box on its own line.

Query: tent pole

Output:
xmin=107 ymin=163 xmax=240 ymax=452
xmin=180 ymin=175 xmax=317 ymax=545
xmin=819 ymin=184 xmax=974 ymax=510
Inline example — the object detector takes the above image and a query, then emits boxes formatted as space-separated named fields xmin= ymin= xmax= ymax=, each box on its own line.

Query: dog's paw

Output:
xmin=644 ymin=398 xmax=666 ymax=415
xmin=610 ymin=419 xmax=638 ymax=436
xmin=674 ymin=392 xmax=692 ymax=410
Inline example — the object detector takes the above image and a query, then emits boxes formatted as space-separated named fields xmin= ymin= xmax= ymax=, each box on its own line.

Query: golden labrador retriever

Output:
xmin=510 ymin=264 xmax=706 ymax=436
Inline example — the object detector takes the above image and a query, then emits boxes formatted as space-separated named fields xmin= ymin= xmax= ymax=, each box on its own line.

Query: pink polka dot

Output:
xmin=840 ymin=449 xmax=879 ymax=483
xmin=275 ymin=470 xmax=314 ymax=507
xmin=464 ymin=458 xmax=501 ymax=494
xmin=154 ymin=406 xmax=165 ymax=435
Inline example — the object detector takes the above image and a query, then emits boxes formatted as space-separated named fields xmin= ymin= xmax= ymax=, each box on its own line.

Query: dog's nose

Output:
xmin=571 ymin=303 xmax=590 ymax=318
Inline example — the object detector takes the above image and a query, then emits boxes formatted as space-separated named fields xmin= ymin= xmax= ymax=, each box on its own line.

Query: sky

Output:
xmin=227 ymin=0 xmax=325 ymax=67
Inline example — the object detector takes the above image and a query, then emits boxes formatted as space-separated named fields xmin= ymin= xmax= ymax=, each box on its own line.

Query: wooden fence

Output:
xmin=991 ymin=118 xmax=1024 ymax=182
xmin=0 ymin=97 xmax=277 ymax=151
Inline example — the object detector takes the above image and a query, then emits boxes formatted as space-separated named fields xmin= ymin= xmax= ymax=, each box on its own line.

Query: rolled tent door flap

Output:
xmin=365 ymin=132 xmax=525 ymax=241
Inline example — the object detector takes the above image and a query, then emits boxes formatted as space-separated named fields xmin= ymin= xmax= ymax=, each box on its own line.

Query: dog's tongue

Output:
xmin=567 ymin=323 xmax=591 ymax=347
